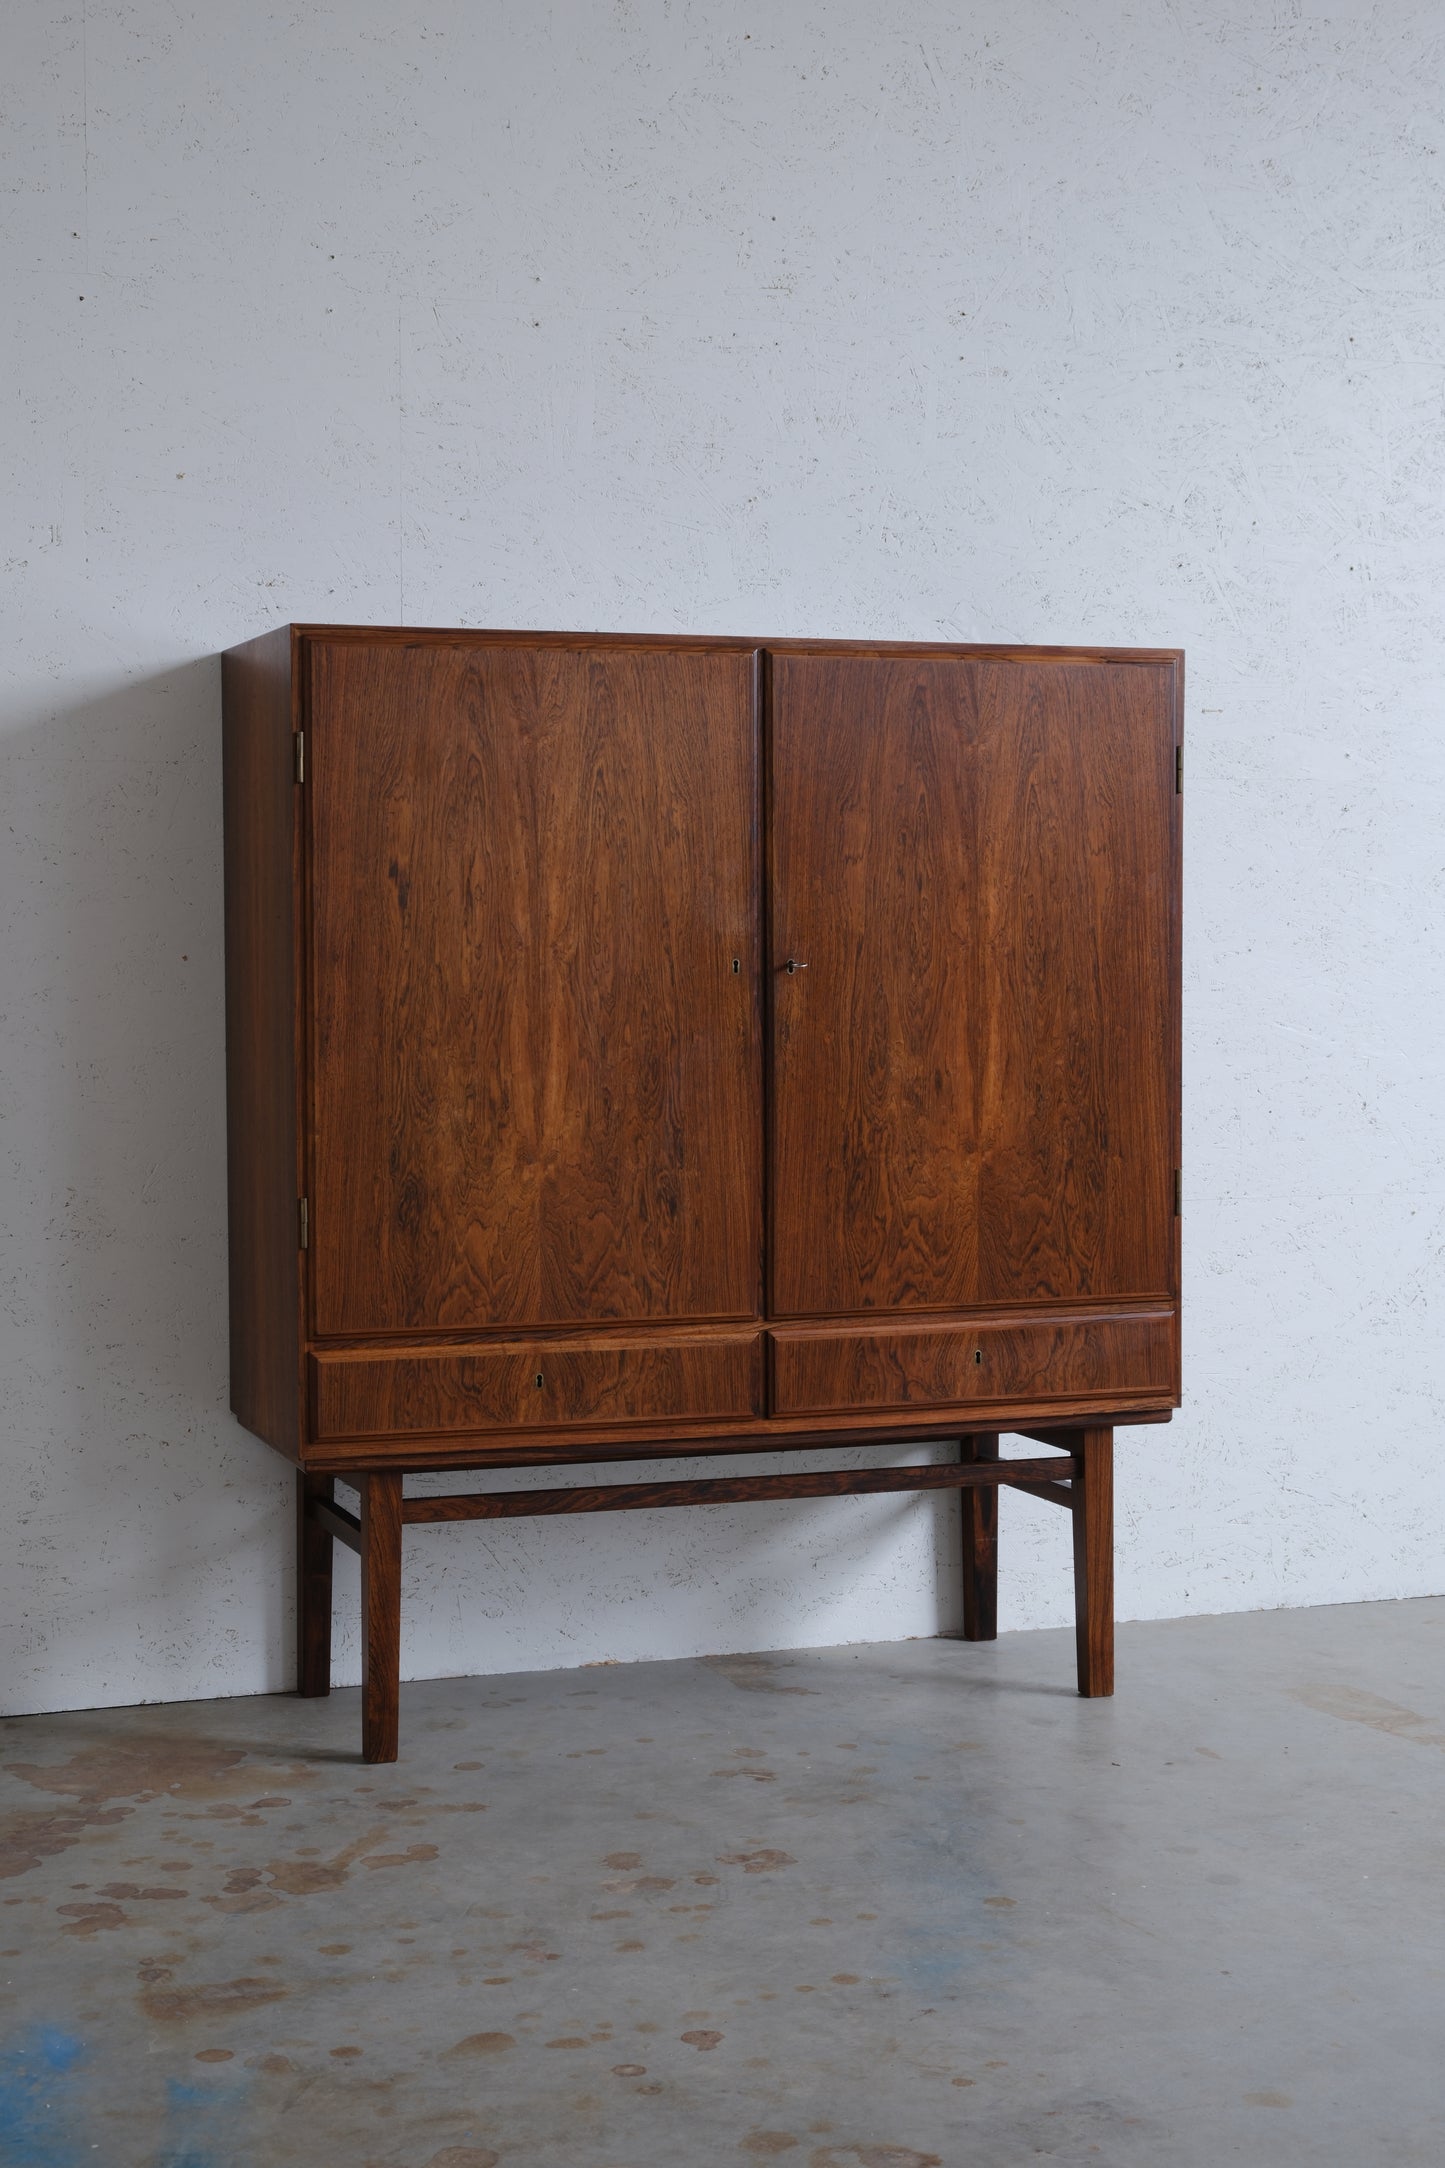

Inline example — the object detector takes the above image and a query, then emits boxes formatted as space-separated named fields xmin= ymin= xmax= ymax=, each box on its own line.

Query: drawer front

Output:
xmin=311 ymin=1333 xmax=763 ymax=1441
xmin=769 ymin=1311 xmax=1174 ymax=1417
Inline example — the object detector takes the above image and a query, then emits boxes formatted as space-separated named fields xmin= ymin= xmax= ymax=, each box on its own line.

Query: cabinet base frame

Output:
xmin=297 ymin=1425 xmax=1115 ymax=1763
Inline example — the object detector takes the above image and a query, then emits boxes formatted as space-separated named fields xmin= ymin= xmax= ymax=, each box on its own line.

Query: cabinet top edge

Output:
xmin=223 ymin=625 xmax=1184 ymax=668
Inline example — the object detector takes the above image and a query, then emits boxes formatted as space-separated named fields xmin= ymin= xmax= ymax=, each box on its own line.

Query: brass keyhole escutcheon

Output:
xmin=973 ymin=1349 xmax=983 ymax=1365
xmin=534 ymin=1372 xmax=544 ymax=1389
xmin=732 ymin=958 xmax=741 ymax=972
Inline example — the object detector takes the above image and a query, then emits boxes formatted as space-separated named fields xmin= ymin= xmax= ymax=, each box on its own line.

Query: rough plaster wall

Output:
xmin=3 ymin=0 xmax=1443 ymax=1715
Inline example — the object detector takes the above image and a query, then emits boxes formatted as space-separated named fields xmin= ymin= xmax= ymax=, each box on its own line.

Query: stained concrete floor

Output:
xmin=2 ymin=1598 xmax=1443 ymax=2167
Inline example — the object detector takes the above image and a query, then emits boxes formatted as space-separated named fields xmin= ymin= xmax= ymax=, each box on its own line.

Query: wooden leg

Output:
xmin=959 ymin=1433 xmax=999 ymax=1641
xmin=297 ymin=1473 xmax=334 ymax=1697
xmin=361 ymin=1472 xmax=404 ymax=1763
xmin=1072 ymin=1427 xmax=1114 ymax=1697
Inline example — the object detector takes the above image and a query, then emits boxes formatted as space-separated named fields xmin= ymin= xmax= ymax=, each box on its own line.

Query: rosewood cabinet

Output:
xmin=223 ymin=627 xmax=1182 ymax=1760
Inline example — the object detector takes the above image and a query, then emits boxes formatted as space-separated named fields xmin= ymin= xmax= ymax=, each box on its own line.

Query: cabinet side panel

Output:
xmin=222 ymin=627 xmax=302 ymax=1455
xmin=1171 ymin=654 xmax=1184 ymax=1381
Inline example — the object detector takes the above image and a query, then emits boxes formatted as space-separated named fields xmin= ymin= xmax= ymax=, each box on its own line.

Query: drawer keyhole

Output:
xmin=973 ymin=1348 xmax=983 ymax=1365
xmin=534 ymin=1371 xmax=544 ymax=1389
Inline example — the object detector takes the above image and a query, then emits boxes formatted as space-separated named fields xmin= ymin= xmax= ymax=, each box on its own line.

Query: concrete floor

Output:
xmin=2 ymin=1600 xmax=1443 ymax=2167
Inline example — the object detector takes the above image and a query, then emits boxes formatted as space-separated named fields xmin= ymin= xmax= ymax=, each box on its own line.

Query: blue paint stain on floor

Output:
xmin=0 ymin=2025 xmax=88 ymax=2168
xmin=153 ymin=2071 xmax=252 ymax=2168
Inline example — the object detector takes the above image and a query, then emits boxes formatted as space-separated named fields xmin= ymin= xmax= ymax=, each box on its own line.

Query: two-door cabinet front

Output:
xmin=223 ymin=627 xmax=1181 ymax=1757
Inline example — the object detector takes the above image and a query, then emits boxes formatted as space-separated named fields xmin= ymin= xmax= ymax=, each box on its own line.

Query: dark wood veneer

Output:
xmin=298 ymin=1394 xmax=1174 ymax=1473
xmin=296 ymin=1473 xmax=334 ymax=1690
xmin=769 ymin=653 xmax=1176 ymax=1316
xmin=306 ymin=639 xmax=761 ymax=1336
xmin=396 ymin=1453 xmax=1078 ymax=1521
xmin=222 ymin=625 xmax=1182 ymax=1757
xmin=360 ymin=1473 xmax=403 ymax=1764
xmin=222 ymin=627 xmax=304 ymax=1457
xmin=959 ymin=1434 xmax=1000 ymax=1643
xmin=310 ymin=1331 xmax=764 ymax=1438
xmin=768 ymin=1309 xmax=1175 ymax=1416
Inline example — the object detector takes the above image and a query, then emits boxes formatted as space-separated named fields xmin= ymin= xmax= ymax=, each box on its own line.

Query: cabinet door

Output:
xmin=768 ymin=651 xmax=1178 ymax=1317
xmin=308 ymin=639 xmax=761 ymax=1335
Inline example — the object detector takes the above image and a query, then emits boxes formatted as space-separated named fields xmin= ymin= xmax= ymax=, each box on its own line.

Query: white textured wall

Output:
xmin=4 ymin=1 xmax=1443 ymax=1716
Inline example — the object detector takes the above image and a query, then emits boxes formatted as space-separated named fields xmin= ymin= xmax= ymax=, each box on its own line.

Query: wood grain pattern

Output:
xmin=310 ymin=1495 xmax=362 ymax=1553
xmin=310 ymin=1331 xmax=762 ymax=1440
xmin=768 ymin=1309 xmax=1174 ymax=1417
xmin=399 ymin=1454 xmax=1077 ymax=1522
xmin=1000 ymin=1477 xmax=1075 ymax=1510
xmin=769 ymin=652 xmax=1179 ymax=1317
xmin=218 ymin=625 xmax=1181 ymax=1757
xmin=221 ymin=627 xmax=303 ymax=1454
xmin=1072 ymin=1427 xmax=1115 ymax=1696
xmin=301 ymin=1395 xmax=1172 ymax=1471
xmin=959 ymin=1433 xmax=999 ymax=1640
xmin=286 ymin=625 xmax=1183 ymax=666
xmin=306 ymin=639 xmax=761 ymax=1335
xmin=361 ymin=1472 xmax=403 ymax=1763
xmin=296 ymin=1473 xmax=334 ymax=1694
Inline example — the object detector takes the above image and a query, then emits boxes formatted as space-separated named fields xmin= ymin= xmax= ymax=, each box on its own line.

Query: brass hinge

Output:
xmin=1173 ymin=1168 xmax=1181 ymax=1216
xmin=1175 ymin=742 xmax=1183 ymax=793
xmin=294 ymin=731 xmax=305 ymax=785
xmin=299 ymin=1196 xmax=309 ymax=1249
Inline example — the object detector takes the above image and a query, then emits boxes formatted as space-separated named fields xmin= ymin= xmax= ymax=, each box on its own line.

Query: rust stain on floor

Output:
xmin=4 ymin=1609 xmax=1441 ymax=2165
xmin=810 ymin=2149 xmax=942 ymax=2167
xmin=264 ymin=1829 xmax=389 ymax=1894
xmin=139 ymin=1973 xmax=291 ymax=2022
xmin=0 ymin=1800 xmax=132 ymax=1879
xmin=55 ymin=1899 xmax=130 ymax=1935
xmin=1290 ymin=1683 xmax=1445 ymax=1748
xmin=445 ymin=2032 xmax=517 ymax=2057
xmin=4 ymin=1734 xmax=316 ymax=1804
xmin=704 ymin=1656 xmax=820 ymax=1695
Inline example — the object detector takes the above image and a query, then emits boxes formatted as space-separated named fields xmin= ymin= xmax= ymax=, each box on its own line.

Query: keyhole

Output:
xmin=973 ymin=1349 xmax=983 ymax=1365
xmin=732 ymin=957 xmax=741 ymax=973
xmin=534 ymin=1371 xmax=544 ymax=1389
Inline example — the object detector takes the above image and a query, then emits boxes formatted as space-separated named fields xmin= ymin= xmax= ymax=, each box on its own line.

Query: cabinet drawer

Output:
xmin=311 ymin=1332 xmax=763 ymax=1441
xmin=768 ymin=1311 xmax=1174 ymax=1417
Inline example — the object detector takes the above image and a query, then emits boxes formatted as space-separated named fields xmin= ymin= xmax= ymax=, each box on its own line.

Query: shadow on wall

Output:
xmin=2 ymin=655 xmax=974 ymax=1712
xmin=2 ymin=655 xmax=292 ymax=1713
